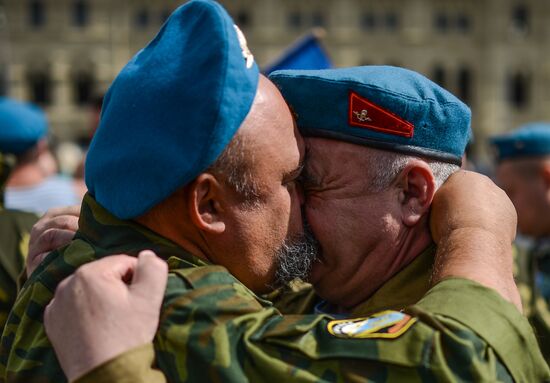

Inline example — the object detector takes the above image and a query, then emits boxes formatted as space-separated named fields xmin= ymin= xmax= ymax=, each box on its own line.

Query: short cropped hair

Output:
xmin=207 ymin=134 xmax=262 ymax=208
xmin=365 ymin=150 xmax=459 ymax=193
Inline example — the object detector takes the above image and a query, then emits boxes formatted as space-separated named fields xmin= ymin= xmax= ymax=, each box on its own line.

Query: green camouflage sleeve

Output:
xmin=74 ymin=344 xmax=166 ymax=383
xmin=0 ymin=210 xmax=37 ymax=332
xmin=150 ymin=266 xmax=548 ymax=383
xmin=414 ymin=277 xmax=549 ymax=382
xmin=71 ymin=273 xmax=549 ymax=383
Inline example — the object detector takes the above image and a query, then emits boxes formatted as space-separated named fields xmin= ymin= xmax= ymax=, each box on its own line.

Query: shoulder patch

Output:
xmin=327 ymin=310 xmax=417 ymax=339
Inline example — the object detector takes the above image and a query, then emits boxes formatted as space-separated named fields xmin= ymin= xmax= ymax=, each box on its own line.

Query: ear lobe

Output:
xmin=399 ymin=163 xmax=436 ymax=227
xmin=188 ymin=173 xmax=226 ymax=234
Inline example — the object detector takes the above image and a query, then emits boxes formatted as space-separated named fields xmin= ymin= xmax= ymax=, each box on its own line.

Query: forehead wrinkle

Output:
xmin=304 ymin=157 xmax=365 ymax=202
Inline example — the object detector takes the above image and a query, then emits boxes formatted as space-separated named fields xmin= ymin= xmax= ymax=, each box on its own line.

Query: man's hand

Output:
xmin=27 ymin=205 xmax=80 ymax=277
xmin=430 ymin=170 xmax=517 ymax=244
xmin=429 ymin=170 xmax=521 ymax=311
xmin=44 ymin=251 xmax=168 ymax=382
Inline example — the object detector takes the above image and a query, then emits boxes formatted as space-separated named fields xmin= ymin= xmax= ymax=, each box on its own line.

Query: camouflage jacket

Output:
xmin=310 ymin=245 xmax=434 ymax=318
xmin=0 ymin=154 xmax=37 ymax=333
xmin=1 ymin=194 xmax=548 ymax=382
xmin=515 ymin=240 xmax=550 ymax=363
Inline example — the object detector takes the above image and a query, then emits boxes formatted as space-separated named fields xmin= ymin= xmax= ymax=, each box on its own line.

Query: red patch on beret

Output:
xmin=348 ymin=91 xmax=414 ymax=138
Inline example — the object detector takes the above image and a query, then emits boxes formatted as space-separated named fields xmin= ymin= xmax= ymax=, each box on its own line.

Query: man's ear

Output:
xmin=188 ymin=173 xmax=226 ymax=234
xmin=397 ymin=161 xmax=436 ymax=227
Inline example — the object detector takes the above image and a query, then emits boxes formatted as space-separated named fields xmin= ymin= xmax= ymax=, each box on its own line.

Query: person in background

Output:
xmin=491 ymin=122 xmax=550 ymax=362
xmin=0 ymin=97 xmax=81 ymax=215
xmin=0 ymin=154 xmax=38 ymax=330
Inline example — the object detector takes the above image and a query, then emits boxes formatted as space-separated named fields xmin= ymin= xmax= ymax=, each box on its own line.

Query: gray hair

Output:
xmin=207 ymin=134 xmax=263 ymax=208
xmin=366 ymin=150 xmax=459 ymax=193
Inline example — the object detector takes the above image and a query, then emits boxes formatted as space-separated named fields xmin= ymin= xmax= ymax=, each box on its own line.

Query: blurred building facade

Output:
xmin=1 ymin=0 xmax=549 ymax=163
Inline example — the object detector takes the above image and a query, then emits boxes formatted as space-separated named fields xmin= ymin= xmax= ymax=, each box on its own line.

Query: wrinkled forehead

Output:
xmin=304 ymin=136 xmax=375 ymax=177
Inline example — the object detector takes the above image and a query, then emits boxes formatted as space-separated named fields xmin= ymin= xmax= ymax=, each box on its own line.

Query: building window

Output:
xmin=385 ymin=12 xmax=399 ymax=32
xmin=511 ymin=4 xmax=529 ymax=35
xmin=235 ymin=10 xmax=250 ymax=28
xmin=312 ymin=11 xmax=325 ymax=28
xmin=135 ymin=8 xmax=149 ymax=28
xmin=432 ymin=65 xmax=446 ymax=88
xmin=27 ymin=70 xmax=52 ymax=105
xmin=288 ymin=11 xmax=302 ymax=29
xmin=72 ymin=0 xmax=89 ymax=27
xmin=456 ymin=13 xmax=471 ymax=33
xmin=360 ymin=12 xmax=376 ymax=31
xmin=507 ymin=72 xmax=530 ymax=109
xmin=434 ymin=12 xmax=448 ymax=33
xmin=72 ymin=71 xmax=94 ymax=106
xmin=457 ymin=67 xmax=472 ymax=104
xmin=29 ymin=0 xmax=45 ymax=28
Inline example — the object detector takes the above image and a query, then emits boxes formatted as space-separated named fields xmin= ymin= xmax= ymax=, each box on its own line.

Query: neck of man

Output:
xmin=134 ymin=189 xmax=215 ymax=264
xmin=336 ymin=216 xmax=433 ymax=313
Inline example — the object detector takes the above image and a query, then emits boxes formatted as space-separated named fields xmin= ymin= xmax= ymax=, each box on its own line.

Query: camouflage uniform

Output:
xmin=1 ymin=195 xmax=548 ymax=382
xmin=514 ymin=241 xmax=550 ymax=363
xmin=0 ymin=154 xmax=37 ymax=332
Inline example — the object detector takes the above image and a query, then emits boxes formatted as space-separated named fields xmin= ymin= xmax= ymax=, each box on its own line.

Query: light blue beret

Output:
xmin=490 ymin=122 xmax=550 ymax=162
xmin=86 ymin=0 xmax=259 ymax=219
xmin=269 ymin=66 xmax=471 ymax=165
xmin=0 ymin=97 xmax=48 ymax=155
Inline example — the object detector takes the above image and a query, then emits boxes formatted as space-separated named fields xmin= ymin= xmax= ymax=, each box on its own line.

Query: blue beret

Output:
xmin=269 ymin=66 xmax=471 ymax=165
xmin=86 ymin=0 xmax=259 ymax=219
xmin=0 ymin=97 xmax=48 ymax=155
xmin=490 ymin=122 xmax=550 ymax=162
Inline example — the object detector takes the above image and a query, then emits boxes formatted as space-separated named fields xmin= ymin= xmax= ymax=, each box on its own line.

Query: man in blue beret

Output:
xmin=0 ymin=97 xmax=80 ymax=334
xmin=491 ymin=122 xmax=550 ymax=362
xmin=0 ymin=98 xmax=48 ymax=333
xmin=269 ymin=66 xmax=471 ymax=317
xmin=6 ymin=2 xmax=547 ymax=383
xmin=0 ymin=97 xmax=81 ymax=215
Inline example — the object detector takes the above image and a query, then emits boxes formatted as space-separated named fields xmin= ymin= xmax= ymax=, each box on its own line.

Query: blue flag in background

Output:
xmin=263 ymin=30 xmax=332 ymax=74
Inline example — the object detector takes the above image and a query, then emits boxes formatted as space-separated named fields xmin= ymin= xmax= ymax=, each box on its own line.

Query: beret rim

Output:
xmin=269 ymin=72 xmax=467 ymax=109
xmin=301 ymin=127 xmax=463 ymax=165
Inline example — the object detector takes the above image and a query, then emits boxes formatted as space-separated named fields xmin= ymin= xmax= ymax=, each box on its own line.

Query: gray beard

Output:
xmin=273 ymin=223 xmax=320 ymax=287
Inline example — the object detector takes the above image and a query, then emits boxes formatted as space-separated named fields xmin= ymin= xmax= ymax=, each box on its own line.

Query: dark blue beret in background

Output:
xmin=270 ymin=66 xmax=471 ymax=165
xmin=490 ymin=122 xmax=550 ymax=162
xmin=0 ymin=97 xmax=48 ymax=155
xmin=86 ymin=0 xmax=259 ymax=219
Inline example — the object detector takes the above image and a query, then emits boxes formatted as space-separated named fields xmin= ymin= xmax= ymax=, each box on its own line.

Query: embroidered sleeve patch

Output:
xmin=348 ymin=91 xmax=414 ymax=138
xmin=327 ymin=310 xmax=417 ymax=339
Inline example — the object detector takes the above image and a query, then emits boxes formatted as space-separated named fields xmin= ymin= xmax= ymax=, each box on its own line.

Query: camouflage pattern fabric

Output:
xmin=514 ymin=241 xmax=550 ymax=364
xmin=0 ymin=153 xmax=37 ymax=333
xmin=1 ymin=194 xmax=548 ymax=382
xmin=75 ymin=344 xmax=165 ymax=383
